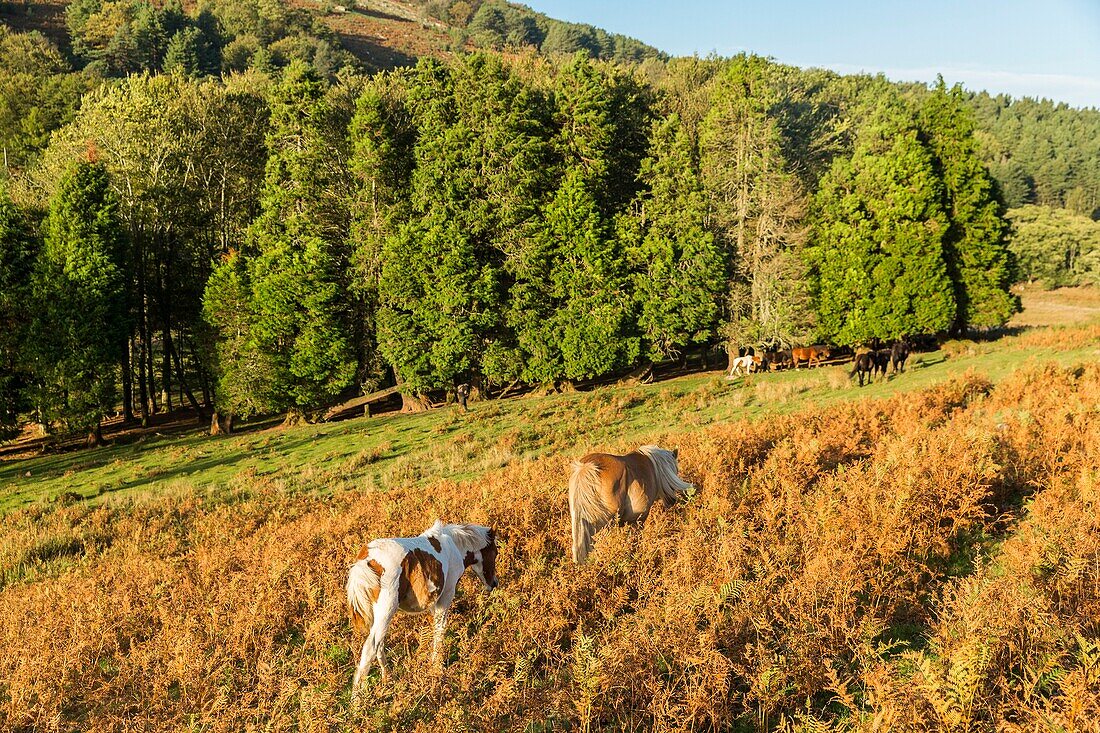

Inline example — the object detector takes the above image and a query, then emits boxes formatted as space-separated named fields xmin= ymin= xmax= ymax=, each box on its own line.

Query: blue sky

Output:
xmin=522 ymin=0 xmax=1100 ymax=108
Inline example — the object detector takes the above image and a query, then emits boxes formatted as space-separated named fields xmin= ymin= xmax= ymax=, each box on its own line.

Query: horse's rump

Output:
xmin=347 ymin=556 xmax=384 ymax=634
xmin=568 ymin=459 xmax=613 ymax=564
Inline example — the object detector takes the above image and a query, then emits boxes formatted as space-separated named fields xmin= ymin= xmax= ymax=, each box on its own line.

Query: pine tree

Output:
xmin=0 ymin=190 xmax=35 ymax=440
xmin=29 ymin=161 xmax=129 ymax=443
xmin=504 ymin=55 xmax=644 ymax=386
xmin=511 ymin=168 xmax=638 ymax=383
xmin=164 ymin=28 xmax=201 ymax=77
xmin=629 ymin=114 xmax=725 ymax=361
xmin=202 ymin=249 xmax=271 ymax=423
xmin=921 ymin=80 xmax=1018 ymax=331
xmin=131 ymin=1 xmax=166 ymax=71
xmin=807 ymin=104 xmax=956 ymax=343
xmin=371 ymin=55 xmax=550 ymax=400
xmin=231 ymin=60 xmax=355 ymax=420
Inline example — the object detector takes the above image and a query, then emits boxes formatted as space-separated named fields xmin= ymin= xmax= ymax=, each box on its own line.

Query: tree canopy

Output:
xmin=0 ymin=21 xmax=1084 ymax=436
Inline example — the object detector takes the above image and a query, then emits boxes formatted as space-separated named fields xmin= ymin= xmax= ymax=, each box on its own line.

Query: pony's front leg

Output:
xmin=431 ymin=609 xmax=449 ymax=669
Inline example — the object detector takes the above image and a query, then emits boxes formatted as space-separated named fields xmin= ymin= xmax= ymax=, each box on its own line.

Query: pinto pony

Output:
xmin=568 ymin=446 xmax=693 ymax=564
xmin=727 ymin=355 xmax=756 ymax=377
xmin=346 ymin=521 xmax=498 ymax=697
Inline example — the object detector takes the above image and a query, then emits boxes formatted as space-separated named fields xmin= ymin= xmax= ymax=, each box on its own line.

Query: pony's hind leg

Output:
xmin=352 ymin=586 xmax=399 ymax=702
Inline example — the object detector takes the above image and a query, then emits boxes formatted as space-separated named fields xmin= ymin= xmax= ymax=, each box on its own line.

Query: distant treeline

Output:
xmin=417 ymin=0 xmax=665 ymax=63
xmin=0 ymin=7 xmax=1092 ymax=440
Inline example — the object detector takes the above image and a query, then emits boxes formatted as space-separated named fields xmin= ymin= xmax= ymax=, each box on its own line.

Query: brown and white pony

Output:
xmin=568 ymin=445 xmax=693 ymax=564
xmin=727 ymin=355 xmax=757 ymax=377
xmin=346 ymin=521 xmax=498 ymax=699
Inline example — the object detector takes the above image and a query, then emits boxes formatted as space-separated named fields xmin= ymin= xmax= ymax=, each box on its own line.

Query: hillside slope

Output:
xmin=1 ymin=335 xmax=1098 ymax=730
xmin=0 ymin=0 xmax=665 ymax=71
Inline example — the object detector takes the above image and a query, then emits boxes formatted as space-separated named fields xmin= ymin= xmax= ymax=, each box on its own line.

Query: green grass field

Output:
xmin=3 ymin=320 xmax=1098 ymax=514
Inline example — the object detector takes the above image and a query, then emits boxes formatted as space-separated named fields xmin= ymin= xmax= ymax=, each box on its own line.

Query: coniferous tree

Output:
xmin=0 ymin=190 xmax=35 ymax=440
xmin=202 ymin=249 xmax=270 ymax=427
xmin=29 ymin=161 xmax=129 ymax=444
xmin=348 ymin=73 xmax=415 ymax=392
xmin=701 ymin=56 xmax=813 ymax=348
xmin=506 ymin=55 xmax=642 ymax=386
xmin=807 ymin=104 xmax=956 ymax=343
xmin=510 ymin=168 xmax=637 ymax=384
xmin=921 ymin=80 xmax=1018 ymax=331
xmin=629 ymin=114 xmax=725 ymax=361
xmin=164 ymin=28 xmax=202 ymax=77
xmin=373 ymin=55 xmax=550 ymax=400
xmin=131 ymin=1 xmax=167 ymax=72
xmin=216 ymin=60 xmax=355 ymax=421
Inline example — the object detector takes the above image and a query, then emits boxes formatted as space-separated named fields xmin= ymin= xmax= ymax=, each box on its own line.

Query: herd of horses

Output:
xmin=345 ymin=446 xmax=691 ymax=701
xmin=727 ymin=339 xmax=912 ymax=387
xmin=342 ymin=340 xmax=924 ymax=697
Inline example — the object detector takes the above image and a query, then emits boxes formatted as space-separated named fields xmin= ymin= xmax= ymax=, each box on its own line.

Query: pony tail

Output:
xmin=570 ymin=495 xmax=593 ymax=564
xmin=347 ymin=558 xmax=380 ymax=635
xmin=568 ymin=460 xmax=610 ymax=564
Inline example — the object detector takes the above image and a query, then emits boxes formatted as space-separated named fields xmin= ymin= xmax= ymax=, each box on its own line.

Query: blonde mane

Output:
xmin=422 ymin=520 xmax=490 ymax=552
xmin=638 ymin=445 xmax=693 ymax=503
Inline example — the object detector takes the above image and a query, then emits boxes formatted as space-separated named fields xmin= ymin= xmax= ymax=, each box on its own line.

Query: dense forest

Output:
xmin=0 ymin=0 xmax=1097 ymax=441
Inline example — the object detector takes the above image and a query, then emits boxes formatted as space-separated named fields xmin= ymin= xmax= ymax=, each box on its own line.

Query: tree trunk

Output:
xmin=393 ymin=372 xmax=429 ymax=412
xmin=161 ymin=322 xmax=173 ymax=414
xmin=122 ymin=337 xmax=134 ymax=423
xmin=168 ymin=333 xmax=206 ymax=422
xmin=282 ymin=407 xmax=307 ymax=427
xmin=210 ymin=411 xmax=233 ymax=435
xmin=400 ymin=392 xmax=430 ymax=412
xmin=145 ymin=303 xmax=158 ymax=415
xmin=137 ymin=303 xmax=150 ymax=425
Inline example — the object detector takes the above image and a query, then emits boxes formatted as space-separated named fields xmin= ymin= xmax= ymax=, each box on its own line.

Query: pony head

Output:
xmin=468 ymin=527 xmax=499 ymax=592
xmin=432 ymin=522 xmax=500 ymax=592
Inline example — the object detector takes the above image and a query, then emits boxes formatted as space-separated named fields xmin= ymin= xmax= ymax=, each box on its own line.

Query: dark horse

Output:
xmin=765 ymin=348 xmax=793 ymax=370
xmin=890 ymin=341 xmax=910 ymax=374
xmin=873 ymin=349 xmax=891 ymax=379
xmin=850 ymin=351 xmax=876 ymax=387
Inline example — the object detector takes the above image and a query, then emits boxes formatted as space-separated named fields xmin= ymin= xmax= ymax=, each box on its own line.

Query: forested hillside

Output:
xmin=0 ymin=0 xmax=1096 ymax=442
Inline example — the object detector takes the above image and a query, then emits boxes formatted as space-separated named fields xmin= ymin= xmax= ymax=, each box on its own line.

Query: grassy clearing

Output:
xmin=2 ymin=318 xmax=1099 ymax=513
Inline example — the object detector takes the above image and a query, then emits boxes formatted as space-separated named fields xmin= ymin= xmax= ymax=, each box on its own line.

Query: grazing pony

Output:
xmin=346 ymin=521 xmax=498 ymax=697
xmin=568 ymin=445 xmax=693 ymax=564
xmin=890 ymin=340 xmax=910 ymax=373
xmin=727 ymin=355 xmax=756 ymax=377
xmin=791 ymin=345 xmax=831 ymax=368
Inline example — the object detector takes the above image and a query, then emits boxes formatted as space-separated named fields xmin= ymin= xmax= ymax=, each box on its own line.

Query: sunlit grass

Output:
xmin=3 ymin=324 xmax=1099 ymax=513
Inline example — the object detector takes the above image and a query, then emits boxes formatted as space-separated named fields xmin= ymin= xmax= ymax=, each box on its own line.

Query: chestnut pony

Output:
xmin=568 ymin=446 xmax=693 ymax=563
